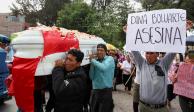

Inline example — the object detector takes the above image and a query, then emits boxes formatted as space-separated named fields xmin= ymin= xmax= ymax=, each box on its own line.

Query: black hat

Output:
xmin=97 ymin=44 xmax=107 ymax=52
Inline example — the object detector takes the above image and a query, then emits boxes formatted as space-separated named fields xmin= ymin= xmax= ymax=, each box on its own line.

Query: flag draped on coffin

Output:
xmin=12 ymin=30 xmax=79 ymax=112
xmin=12 ymin=57 xmax=40 ymax=112
xmin=42 ymin=30 xmax=79 ymax=57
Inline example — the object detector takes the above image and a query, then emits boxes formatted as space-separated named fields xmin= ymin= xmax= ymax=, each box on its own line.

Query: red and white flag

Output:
xmin=11 ymin=30 xmax=79 ymax=112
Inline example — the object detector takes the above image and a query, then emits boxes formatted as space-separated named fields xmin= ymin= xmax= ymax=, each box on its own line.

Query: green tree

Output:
xmin=87 ymin=0 xmax=133 ymax=48
xmin=111 ymin=0 xmax=134 ymax=44
xmin=40 ymin=0 xmax=71 ymax=25
xmin=178 ymin=0 xmax=194 ymax=21
xmin=11 ymin=0 xmax=71 ymax=25
xmin=141 ymin=0 xmax=159 ymax=10
xmin=141 ymin=0 xmax=194 ymax=21
xmin=10 ymin=0 xmax=45 ymax=24
xmin=57 ymin=0 xmax=131 ymax=49
xmin=91 ymin=0 xmax=112 ymax=10
xmin=57 ymin=0 xmax=96 ymax=32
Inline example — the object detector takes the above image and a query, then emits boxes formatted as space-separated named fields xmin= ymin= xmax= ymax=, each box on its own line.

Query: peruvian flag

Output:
xmin=11 ymin=30 xmax=79 ymax=112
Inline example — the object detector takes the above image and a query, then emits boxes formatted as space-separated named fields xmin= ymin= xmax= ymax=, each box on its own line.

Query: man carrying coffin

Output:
xmin=131 ymin=51 xmax=176 ymax=112
xmin=52 ymin=49 xmax=87 ymax=112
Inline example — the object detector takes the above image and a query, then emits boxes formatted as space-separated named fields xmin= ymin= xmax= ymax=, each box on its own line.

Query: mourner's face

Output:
xmin=97 ymin=48 xmax=106 ymax=59
xmin=186 ymin=53 xmax=194 ymax=64
xmin=65 ymin=54 xmax=80 ymax=72
xmin=108 ymin=50 xmax=115 ymax=57
xmin=145 ymin=52 xmax=158 ymax=64
xmin=0 ymin=43 xmax=6 ymax=49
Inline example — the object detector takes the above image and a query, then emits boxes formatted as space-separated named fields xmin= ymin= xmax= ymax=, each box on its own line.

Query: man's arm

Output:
xmin=52 ymin=67 xmax=67 ymax=95
xmin=90 ymin=56 xmax=115 ymax=72
xmin=161 ymin=53 xmax=176 ymax=70
xmin=131 ymin=51 xmax=144 ymax=68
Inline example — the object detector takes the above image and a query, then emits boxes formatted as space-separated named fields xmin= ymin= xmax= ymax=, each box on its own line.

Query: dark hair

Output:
xmin=67 ymin=49 xmax=84 ymax=62
xmin=97 ymin=43 xmax=107 ymax=52
xmin=188 ymin=50 xmax=194 ymax=59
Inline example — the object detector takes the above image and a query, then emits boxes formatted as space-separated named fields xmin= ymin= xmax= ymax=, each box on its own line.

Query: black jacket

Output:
xmin=52 ymin=67 xmax=87 ymax=112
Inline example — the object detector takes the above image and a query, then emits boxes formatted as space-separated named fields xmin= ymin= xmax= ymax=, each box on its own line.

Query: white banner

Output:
xmin=126 ymin=9 xmax=186 ymax=53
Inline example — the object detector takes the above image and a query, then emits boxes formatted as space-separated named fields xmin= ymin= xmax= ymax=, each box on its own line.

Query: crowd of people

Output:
xmin=29 ymin=42 xmax=193 ymax=112
xmin=1 ymin=40 xmax=193 ymax=112
xmin=0 ymin=30 xmax=193 ymax=112
xmin=21 ymin=43 xmax=138 ymax=112
xmin=1 ymin=23 xmax=194 ymax=112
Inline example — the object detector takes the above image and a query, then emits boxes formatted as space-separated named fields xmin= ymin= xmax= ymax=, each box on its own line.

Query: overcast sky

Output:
xmin=0 ymin=0 xmax=141 ymax=13
xmin=0 ymin=0 xmax=16 ymax=13
xmin=0 ymin=0 xmax=91 ymax=13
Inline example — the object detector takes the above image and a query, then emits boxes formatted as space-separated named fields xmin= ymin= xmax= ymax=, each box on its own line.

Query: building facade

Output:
xmin=0 ymin=13 xmax=25 ymax=36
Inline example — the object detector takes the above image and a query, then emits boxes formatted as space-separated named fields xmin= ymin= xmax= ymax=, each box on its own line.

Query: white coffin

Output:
xmin=11 ymin=28 xmax=105 ymax=76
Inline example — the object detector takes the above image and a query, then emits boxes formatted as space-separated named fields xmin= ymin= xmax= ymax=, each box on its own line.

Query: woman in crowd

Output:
xmin=120 ymin=55 xmax=135 ymax=94
xmin=171 ymin=50 xmax=194 ymax=112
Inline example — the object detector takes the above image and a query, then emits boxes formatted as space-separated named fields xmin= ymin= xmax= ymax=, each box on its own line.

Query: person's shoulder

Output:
xmin=122 ymin=60 xmax=127 ymax=64
xmin=0 ymin=48 xmax=5 ymax=52
xmin=77 ymin=67 xmax=88 ymax=80
xmin=76 ymin=67 xmax=86 ymax=75
xmin=53 ymin=66 xmax=64 ymax=72
xmin=105 ymin=55 xmax=114 ymax=60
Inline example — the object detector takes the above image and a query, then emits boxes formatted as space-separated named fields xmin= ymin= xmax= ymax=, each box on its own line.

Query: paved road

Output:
xmin=0 ymin=98 xmax=17 ymax=112
xmin=113 ymin=84 xmax=182 ymax=112
xmin=0 ymin=84 xmax=182 ymax=112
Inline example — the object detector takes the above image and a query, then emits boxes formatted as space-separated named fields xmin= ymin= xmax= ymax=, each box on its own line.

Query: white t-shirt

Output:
xmin=121 ymin=60 xmax=132 ymax=75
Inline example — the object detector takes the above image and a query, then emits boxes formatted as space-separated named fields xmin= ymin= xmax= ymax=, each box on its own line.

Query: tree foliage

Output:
xmin=57 ymin=0 xmax=133 ymax=48
xmin=141 ymin=0 xmax=194 ymax=21
xmin=10 ymin=0 xmax=45 ymax=24
xmin=57 ymin=0 xmax=96 ymax=32
xmin=40 ymin=0 xmax=71 ymax=25
xmin=87 ymin=0 xmax=132 ymax=48
xmin=91 ymin=0 xmax=112 ymax=10
xmin=11 ymin=0 xmax=134 ymax=49
xmin=178 ymin=0 xmax=194 ymax=21
xmin=11 ymin=0 xmax=71 ymax=25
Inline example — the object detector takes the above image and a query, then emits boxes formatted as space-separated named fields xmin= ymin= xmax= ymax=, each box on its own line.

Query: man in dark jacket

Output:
xmin=52 ymin=49 xmax=87 ymax=112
